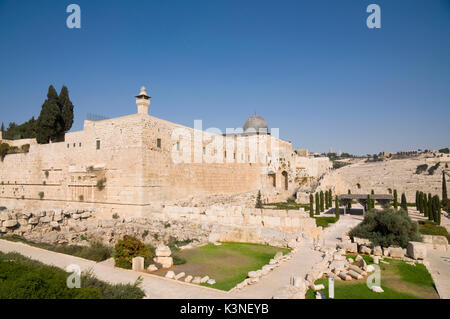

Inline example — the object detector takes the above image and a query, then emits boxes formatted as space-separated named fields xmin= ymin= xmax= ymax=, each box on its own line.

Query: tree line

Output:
xmin=1 ymin=85 xmax=74 ymax=144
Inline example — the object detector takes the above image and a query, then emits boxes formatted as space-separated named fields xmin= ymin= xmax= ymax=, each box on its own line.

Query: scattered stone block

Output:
xmin=132 ymin=257 xmax=145 ymax=272
xmin=347 ymin=270 xmax=363 ymax=280
xmin=184 ymin=275 xmax=193 ymax=283
xmin=338 ymin=272 xmax=352 ymax=281
xmin=200 ymin=276 xmax=210 ymax=283
xmin=207 ymin=279 xmax=216 ymax=285
xmin=175 ymin=272 xmax=186 ymax=280
xmin=248 ymin=271 xmax=258 ymax=278
xmin=359 ymin=245 xmax=372 ymax=255
xmin=373 ymin=246 xmax=383 ymax=256
xmin=192 ymin=276 xmax=202 ymax=284
xmin=389 ymin=247 xmax=404 ymax=258
xmin=366 ymin=265 xmax=375 ymax=273
xmin=3 ymin=220 xmax=18 ymax=228
xmin=370 ymin=286 xmax=384 ymax=293
xmin=312 ymin=284 xmax=325 ymax=291
xmin=153 ymin=256 xmax=173 ymax=268
xmin=165 ymin=271 xmax=175 ymax=279
xmin=407 ymin=241 xmax=427 ymax=260
xmin=147 ymin=264 xmax=158 ymax=272
xmin=373 ymin=256 xmax=380 ymax=264
xmin=155 ymin=245 xmax=171 ymax=257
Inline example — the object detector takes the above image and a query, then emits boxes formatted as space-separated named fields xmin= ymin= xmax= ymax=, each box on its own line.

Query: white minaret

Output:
xmin=135 ymin=86 xmax=151 ymax=115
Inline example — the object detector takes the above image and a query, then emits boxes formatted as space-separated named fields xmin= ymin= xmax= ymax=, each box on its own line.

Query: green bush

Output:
xmin=0 ymin=143 xmax=10 ymax=161
xmin=114 ymin=235 xmax=152 ymax=269
xmin=1 ymin=236 xmax=112 ymax=262
xmin=348 ymin=208 xmax=422 ymax=248
xmin=0 ymin=251 xmax=144 ymax=299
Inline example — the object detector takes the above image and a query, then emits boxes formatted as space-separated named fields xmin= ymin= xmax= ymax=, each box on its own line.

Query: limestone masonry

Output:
xmin=0 ymin=86 xmax=331 ymax=218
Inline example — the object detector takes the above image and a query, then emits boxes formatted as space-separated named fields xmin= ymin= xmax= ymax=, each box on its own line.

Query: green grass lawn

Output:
xmin=314 ymin=216 xmax=337 ymax=228
xmin=418 ymin=220 xmax=450 ymax=242
xmin=306 ymin=256 xmax=438 ymax=299
xmin=264 ymin=200 xmax=310 ymax=211
xmin=1 ymin=235 xmax=112 ymax=262
xmin=0 ymin=251 xmax=145 ymax=299
xmin=157 ymin=242 xmax=290 ymax=291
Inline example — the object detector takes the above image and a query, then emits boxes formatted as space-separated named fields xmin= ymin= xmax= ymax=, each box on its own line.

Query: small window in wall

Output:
xmin=157 ymin=138 xmax=161 ymax=148
xmin=176 ymin=142 xmax=180 ymax=151
xmin=79 ymin=143 xmax=82 ymax=147
xmin=96 ymin=140 xmax=101 ymax=150
xmin=73 ymin=143 xmax=76 ymax=147
xmin=203 ymin=147 xmax=206 ymax=155
xmin=67 ymin=144 xmax=69 ymax=148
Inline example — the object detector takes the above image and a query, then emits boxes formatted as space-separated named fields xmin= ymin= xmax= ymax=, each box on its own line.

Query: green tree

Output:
xmin=367 ymin=195 xmax=371 ymax=211
xmin=443 ymin=171 xmax=448 ymax=206
xmin=423 ymin=193 xmax=428 ymax=217
xmin=415 ymin=190 xmax=419 ymax=209
xmin=348 ymin=189 xmax=352 ymax=209
xmin=325 ymin=190 xmax=329 ymax=209
xmin=59 ymin=86 xmax=74 ymax=132
xmin=36 ymin=85 xmax=62 ymax=144
xmin=393 ymin=189 xmax=398 ymax=209
xmin=319 ymin=191 xmax=324 ymax=212
xmin=335 ymin=195 xmax=340 ymax=220
xmin=0 ymin=122 xmax=4 ymax=133
xmin=315 ymin=193 xmax=320 ymax=215
xmin=401 ymin=193 xmax=408 ymax=211
xmin=428 ymin=193 xmax=433 ymax=221
xmin=309 ymin=194 xmax=314 ymax=218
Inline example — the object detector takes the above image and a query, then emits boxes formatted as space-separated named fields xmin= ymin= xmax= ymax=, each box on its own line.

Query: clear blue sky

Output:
xmin=0 ymin=0 xmax=449 ymax=155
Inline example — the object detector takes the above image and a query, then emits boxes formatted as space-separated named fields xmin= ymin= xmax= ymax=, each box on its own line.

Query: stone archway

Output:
xmin=282 ymin=171 xmax=288 ymax=191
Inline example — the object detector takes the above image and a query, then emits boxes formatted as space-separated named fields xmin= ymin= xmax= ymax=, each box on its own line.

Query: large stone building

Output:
xmin=0 ymin=87 xmax=331 ymax=217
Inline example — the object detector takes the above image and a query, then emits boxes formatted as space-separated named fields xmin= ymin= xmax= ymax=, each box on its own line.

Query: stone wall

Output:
xmin=0 ymin=206 xmax=319 ymax=248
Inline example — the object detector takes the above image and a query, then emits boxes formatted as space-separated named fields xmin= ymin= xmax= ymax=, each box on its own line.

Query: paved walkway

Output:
xmin=0 ymin=215 xmax=361 ymax=299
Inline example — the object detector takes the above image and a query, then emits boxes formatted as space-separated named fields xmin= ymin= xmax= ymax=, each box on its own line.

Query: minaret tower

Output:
xmin=135 ymin=86 xmax=151 ymax=115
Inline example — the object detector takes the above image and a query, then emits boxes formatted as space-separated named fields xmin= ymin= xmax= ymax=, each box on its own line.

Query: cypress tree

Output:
xmin=59 ymin=86 xmax=74 ymax=132
xmin=329 ymin=189 xmax=333 ymax=207
xmin=348 ymin=189 xmax=352 ymax=209
xmin=325 ymin=190 xmax=329 ymax=209
xmin=335 ymin=195 xmax=340 ymax=220
xmin=428 ymin=193 xmax=433 ymax=221
xmin=36 ymin=85 xmax=61 ymax=144
xmin=415 ymin=191 xmax=419 ymax=209
xmin=315 ymin=193 xmax=320 ymax=215
xmin=309 ymin=194 xmax=314 ymax=218
xmin=367 ymin=195 xmax=371 ymax=212
xmin=443 ymin=171 xmax=448 ymax=206
xmin=401 ymin=193 xmax=408 ymax=211
xmin=0 ymin=122 xmax=4 ymax=133
xmin=436 ymin=196 xmax=441 ymax=225
xmin=423 ymin=194 xmax=428 ymax=217
xmin=393 ymin=189 xmax=398 ymax=209
xmin=320 ymin=191 xmax=324 ymax=212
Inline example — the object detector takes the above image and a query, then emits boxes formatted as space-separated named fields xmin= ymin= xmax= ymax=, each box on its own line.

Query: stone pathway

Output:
xmin=426 ymin=249 xmax=450 ymax=299
xmin=0 ymin=215 xmax=361 ymax=299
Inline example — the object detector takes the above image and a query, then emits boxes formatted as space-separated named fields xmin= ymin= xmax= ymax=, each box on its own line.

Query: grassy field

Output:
xmin=154 ymin=242 xmax=290 ymax=291
xmin=0 ymin=251 xmax=145 ymax=299
xmin=1 ymin=235 xmax=112 ymax=262
xmin=264 ymin=200 xmax=310 ymax=211
xmin=306 ymin=255 xmax=439 ymax=299
xmin=314 ymin=216 xmax=337 ymax=228
xmin=418 ymin=220 xmax=450 ymax=242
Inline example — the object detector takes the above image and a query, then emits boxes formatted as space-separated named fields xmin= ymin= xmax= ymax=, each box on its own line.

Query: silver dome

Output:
xmin=243 ymin=115 xmax=268 ymax=133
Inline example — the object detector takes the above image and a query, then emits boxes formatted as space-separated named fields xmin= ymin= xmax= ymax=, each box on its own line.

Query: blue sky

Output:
xmin=0 ymin=0 xmax=449 ymax=155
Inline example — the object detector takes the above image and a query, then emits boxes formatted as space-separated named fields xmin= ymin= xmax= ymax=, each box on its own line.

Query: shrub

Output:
xmin=348 ymin=208 xmax=422 ymax=248
xmin=96 ymin=177 xmax=107 ymax=191
xmin=79 ymin=195 xmax=84 ymax=201
xmin=415 ymin=164 xmax=428 ymax=174
xmin=38 ymin=191 xmax=44 ymax=200
xmin=427 ymin=162 xmax=440 ymax=175
xmin=112 ymin=213 xmax=119 ymax=219
xmin=0 ymin=143 xmax=10 ymax=161
xmin=21 ymin=144 xmax=30 ymax=153
xmin=114 ymin=235 xmax=152 ymax=269
xmin=255 ymin=190 xmax=263 ymax=208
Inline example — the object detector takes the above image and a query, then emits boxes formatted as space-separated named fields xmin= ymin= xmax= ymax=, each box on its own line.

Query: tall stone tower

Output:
xmin=135 ymin=86 xmax=151 ymax=115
